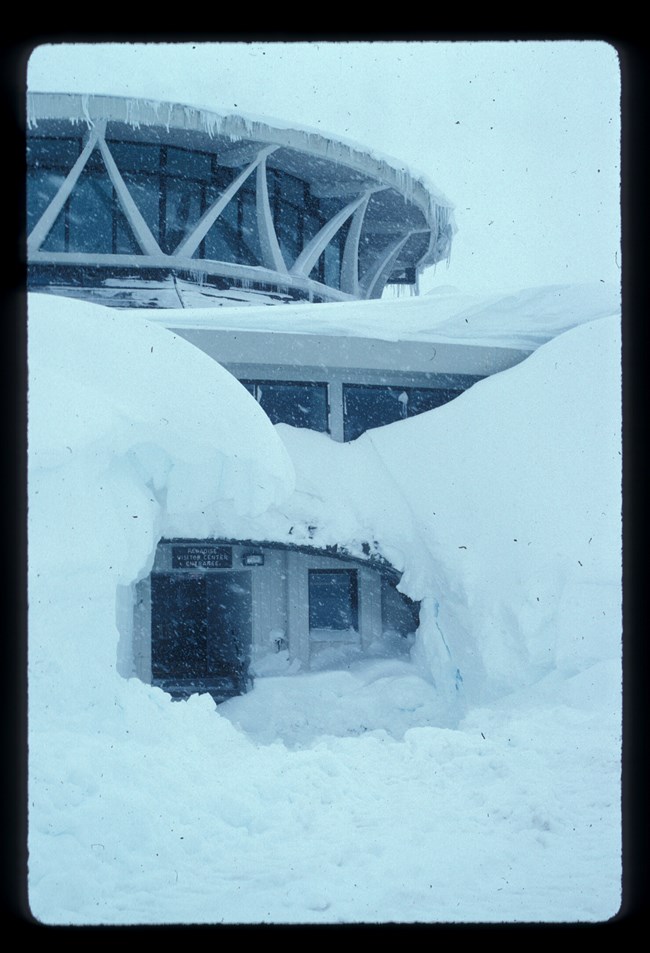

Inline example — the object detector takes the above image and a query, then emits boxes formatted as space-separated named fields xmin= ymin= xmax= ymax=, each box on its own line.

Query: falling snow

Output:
xmin=28 ymin=289 xmax=621 ymax=924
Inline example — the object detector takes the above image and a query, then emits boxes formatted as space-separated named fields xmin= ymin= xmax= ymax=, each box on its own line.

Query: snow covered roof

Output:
xmin=27 ymin=91 xmax=455 ymax=215
xmin=27 ymin=92 xmax=456 ymax=306
xmin=140 ymin=282 xmax=620 ymax=353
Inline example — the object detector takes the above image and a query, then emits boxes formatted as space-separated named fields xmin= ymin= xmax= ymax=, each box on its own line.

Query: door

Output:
xmin=151 ymin=571 xmax=252 ymax=701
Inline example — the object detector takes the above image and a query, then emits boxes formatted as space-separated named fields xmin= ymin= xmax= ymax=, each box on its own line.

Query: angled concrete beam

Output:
xmin=290 ymin=193 xmax=367 ymax=278
xmin=174 ymin=145 xmax=278 ymax=258
xmin=97 ymin=136 xmax=163 ymax=256
xmin=340 ymin=192 xmax=372 ymax=296
xmin=256 ymin=155 xmax=287 ymax=273
xmin=27 ymin=122 xmax=105 ymax=254
xmin=360 ymin=230 xmax=428 ymax=299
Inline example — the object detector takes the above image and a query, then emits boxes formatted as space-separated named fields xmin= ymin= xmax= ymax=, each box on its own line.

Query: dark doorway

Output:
xmin=151 ymin=571 xmax=252 ymax=702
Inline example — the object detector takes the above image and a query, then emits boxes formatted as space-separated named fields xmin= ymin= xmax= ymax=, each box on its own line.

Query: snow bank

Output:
xmin=28 ymin=294 xmax=294 ymax=517
xmin=28 ymin=292 xmax=294 ymax=709
xmin=367 ymin=314 xmax=622 ymax=702
xmin=27 ymin=293 xmax=621 ymax=924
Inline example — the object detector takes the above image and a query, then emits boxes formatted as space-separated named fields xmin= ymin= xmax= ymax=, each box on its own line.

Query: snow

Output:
xmin=26 ymin=89 xmax=455 ymax=216
xmin=141 ymin=281 xmax=620 ymax=352
xmin=27 ymin=291 xmax=621 ymax=924
xmin=28 ymin=293 xmax=295 ymax=705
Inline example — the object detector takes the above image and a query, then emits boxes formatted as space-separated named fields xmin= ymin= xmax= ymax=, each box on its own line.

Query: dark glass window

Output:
xmin=152 ymin=574 xmax=208 ymax=679
xmin=27 ymin=170 xmax=66 ymax=235
xmin=407 ymin=387 xmax=462 ymax=416
xmin=309 ymin=570 xmax=358 ymax=632
xmin=107 ymin=141 xmax=161 ymax=174
xmin=203 ymin=192 xmax=240 ymax=263
xmin=119 ymin=172 xmax=161 ymax=246
xmin=162 ymin=178 xmax=204 ymax=254
xmin=26 ymin=135 xmax=344 ymax=283
xmin=42 ymin=157 xmax=117 ymax=254
xmin=343 ymin=384 xmax=408 ymax=441
xmin=386 ymin=266 xmax=416 ymax=285
xmin=67 ymin=169 xmax=114 ymax=253
xmin=307 ymin=200 xmax=348 ymax=288
xmin=209 ymin=166 xmax=239 ymax=195
xmin=240 ymin=187 xmax=262 ymax=265
xmin=343 ymin=381 xmax=479 ymax=441
xmin=115 ymin=211 xmax=140 ymax=254
xmin=303 ymin=208 xmax=323 ymax=247
xmin=269 ymin=170 xmax=320 ymax=269
xmin=277 ymin=170 xmax=305 ymax=206
xmin=39 ymin=202 xmax=66 ymax=251
xmin=358 ymin=231 xmax=394 ymax=277
xmin=318 ymin=196 xmax=347 ymax=220
xmin=32 ymin=144 xmax=159 ymax=255
xmin=166 ymin=147 xmax=212 ymax=181
xmin=150 ymin=571 xmax=252 ymax=701
xmin=241 ymin=381 xmax=329 ymax=432
xmin=27 ymin=137 xmax=80 ymax=170
xmin=84 ymin=148 xmax=107 ymax=173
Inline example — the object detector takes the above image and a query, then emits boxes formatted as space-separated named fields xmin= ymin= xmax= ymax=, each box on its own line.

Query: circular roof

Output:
xmin=27 ymin=92 xmax=456 ymax=306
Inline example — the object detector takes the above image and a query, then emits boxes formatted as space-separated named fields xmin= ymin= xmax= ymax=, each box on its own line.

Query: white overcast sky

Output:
xmin=27 ymin=40 xmax=621 ymax=296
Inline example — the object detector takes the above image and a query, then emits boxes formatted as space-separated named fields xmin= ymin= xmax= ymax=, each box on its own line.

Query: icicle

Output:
xmin=80 ymin=94 xmax=92 ymax=128
xmin=27 ymin=90 xmax=457 ymax=275
xmin=26 ymin=93 xmax=37 ymax=129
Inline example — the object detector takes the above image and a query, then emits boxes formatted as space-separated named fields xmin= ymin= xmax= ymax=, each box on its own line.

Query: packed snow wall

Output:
xmin=28 ymin=293 xmax=296 ymax=710
xmin=28 ymin=292 xmax=621 ymax=714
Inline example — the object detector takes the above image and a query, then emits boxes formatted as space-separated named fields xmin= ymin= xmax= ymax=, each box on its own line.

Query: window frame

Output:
xmin=342 ymin=380 xmax=481 ymax=441
xmin=239 ymin=379 xmax=330 ymax=433
xmin=308 ymin=568 xmax=359 ymax=641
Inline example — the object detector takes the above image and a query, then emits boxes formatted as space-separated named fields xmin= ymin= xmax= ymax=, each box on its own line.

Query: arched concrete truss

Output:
xmin=27 ymin=93 xmax=456 ymax=307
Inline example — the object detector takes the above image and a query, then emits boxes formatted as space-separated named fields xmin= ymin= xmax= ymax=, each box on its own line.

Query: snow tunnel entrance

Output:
xmin=127 ymin=538 xmax=420 ymax=704
xmin=150 ymin=571 xmax=252 ymax=702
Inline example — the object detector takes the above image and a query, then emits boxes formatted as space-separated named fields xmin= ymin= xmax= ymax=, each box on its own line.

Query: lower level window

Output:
xmin=309 ymin=569 xmax=358 ymax=634
xmin=240 ymin=380 xmax=329 ymax=432
xmin=342 ymin=380 xmax=482 ymax=441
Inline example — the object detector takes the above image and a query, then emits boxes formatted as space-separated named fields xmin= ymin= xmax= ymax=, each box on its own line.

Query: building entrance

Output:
xmin=150 ymin=571 xmax=252 ymax=702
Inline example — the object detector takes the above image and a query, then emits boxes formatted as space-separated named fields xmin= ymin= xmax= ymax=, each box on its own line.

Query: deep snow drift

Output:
xmin=27 ymin=290 xmax=621 ymax=924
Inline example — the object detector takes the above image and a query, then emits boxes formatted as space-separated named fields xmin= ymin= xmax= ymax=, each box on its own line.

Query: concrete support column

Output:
xmin=340 ymin=192 xmax=372 ymax=295
xmin=256 ymin=157 xmax=288 ymax=273
xmin=287 ymin=551 xmax=310 ymax=667
xmin=290 ymin=193 xmax=367 ymax=278
xmin=361 ymin=228 xmax=429 ymax=299
xmin=361 ymin=234 xmax=411 ymax=299
xmin=328 ymin=379 xmax=345 ymax=443
xmin=98 ymin=137 xmax=163 ymax=256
